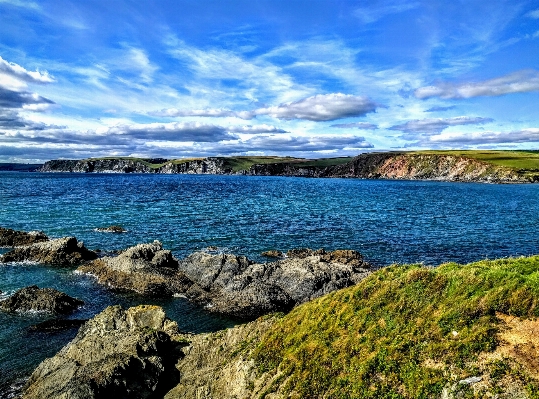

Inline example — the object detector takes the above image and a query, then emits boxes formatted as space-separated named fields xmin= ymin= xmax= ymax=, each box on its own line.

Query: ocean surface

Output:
xmin=1 ymin=172 xmax=539 ymax=395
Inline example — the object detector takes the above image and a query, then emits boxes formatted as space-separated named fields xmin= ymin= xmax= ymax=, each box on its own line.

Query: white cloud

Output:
xmin=0 ymin=56 xmax=54 ymax=91
xmin=330 ymin=122 xmax=378 ymax=129
xmin=417 ymin=128 xmax=539 ymax=145
xmin=253 ymin=94 xmax=377 ymax=121
xmin=415 ymin=69 xmax=539 ymax=99
xmin=526 ymin=9 xmax=539 ymax=18
xmin=150 ymin=108 xmax=255 ymax=119
xmin=226 ymin=124 xmax=287 ymax=134
xmin=390 ymin=116 xmax=493 ymax=134
xmin=354 ymin=1 xmax=419 ymax=24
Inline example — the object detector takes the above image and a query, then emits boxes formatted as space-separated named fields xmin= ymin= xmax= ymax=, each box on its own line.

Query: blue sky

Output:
xmin=0 ymin=0 xmax=538 ymax=162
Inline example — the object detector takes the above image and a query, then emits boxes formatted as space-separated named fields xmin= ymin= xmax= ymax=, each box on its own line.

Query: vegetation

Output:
xmin=254 ymin=256 xmax=539 ymax=398
xmin=411 ymin=150 xmax=539 ymax=177
xmin=218 ymin=156 xmax=303 ymax=172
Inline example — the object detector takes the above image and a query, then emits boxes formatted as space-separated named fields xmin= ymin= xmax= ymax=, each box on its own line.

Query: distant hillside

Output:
xmin=0 ymin=163 xmax=42 ymax=172
xmin=37 ymin=151 xmax=539 ymax=182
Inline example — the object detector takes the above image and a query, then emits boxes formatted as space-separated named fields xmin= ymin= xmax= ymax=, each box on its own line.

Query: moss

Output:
xmin=253 ymin=256 xmax=539 ymax=398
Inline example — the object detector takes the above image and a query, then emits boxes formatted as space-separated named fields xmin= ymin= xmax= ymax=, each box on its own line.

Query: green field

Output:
xmin=254 ymin=256 xmax=539 ymax=398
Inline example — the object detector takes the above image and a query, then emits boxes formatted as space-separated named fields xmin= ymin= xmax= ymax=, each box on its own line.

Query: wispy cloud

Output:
xmin=415 ymin=70 xmax=539 ymax=99
xmin=353 ymin=1 xmax=419 ymax=24
xmin=526 ymin=9 xmax=539 ymax=18
xmin=0 ymin=87 xmax=55 ymax=110
xmin=150 ymin=108 xmax=254 ymax=119
xmin=330 ymin=122 xmax=378 ymax=129
xmin=425 ymin=106 xmax=456 ymax=112
xmin=390 ymin=116 xmax=493 ymax=134
xmin=416 ymin=128 xmax=539 ymax=146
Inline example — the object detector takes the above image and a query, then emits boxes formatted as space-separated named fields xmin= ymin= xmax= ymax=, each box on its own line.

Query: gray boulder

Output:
xmin=0 ymin=237 xmax=97 ymax=266
xmin=0 ymin=285 xmax=83 ymax=314
xmin=78 ymin=241 xmax=192 ymax=297
xmin=21 ymin=305 xmax=182 ymax=399
xmin=0 ymin=227 xmax=48 ymax=247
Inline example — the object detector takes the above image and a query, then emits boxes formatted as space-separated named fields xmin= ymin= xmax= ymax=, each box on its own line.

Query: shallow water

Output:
xmin=1 ymin=172 xmax=539 ymax=394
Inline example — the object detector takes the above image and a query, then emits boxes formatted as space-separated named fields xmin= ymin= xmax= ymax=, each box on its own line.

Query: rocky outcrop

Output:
xmin=0 ymin=285 xmax=83 ymax=314
xmin=164 ymin=315 xmax=277 ymax=399
xmin=78 ymin=241 xmax=371 ymax=319
xmin=21 ymin=305 xmax=183 ymax=399
xmin=177 ymin=248 xmax=371 ymax=318
xmin=29 ymin=319 xmax=87 ymax=332
xmin=0 ymin=236 xmax=97 ymax=266
xmin=95 ymin=225 xmax=126 ymax=233
xmin=0 ymin=227 xmax=48 ymax=247
xmin=78 ymin=241 xmax=193 ymax=297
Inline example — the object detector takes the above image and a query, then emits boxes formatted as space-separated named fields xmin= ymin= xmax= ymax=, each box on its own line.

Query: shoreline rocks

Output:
xmin=0 ymin=227 xmax=48 ymax=247
xmin=21 ymin=305 xmax=183 ymax=399
xmin=95 ymin=225 xmax=127 ymax=233
xmin=0 ymin=285 xmax=84 ymax=314
xmin=0 ymin=236 xmax=97 ymax=266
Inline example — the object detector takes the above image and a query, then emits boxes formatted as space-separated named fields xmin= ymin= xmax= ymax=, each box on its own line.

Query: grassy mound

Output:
xmin=254 ymin=256 xmax=539 ymax=398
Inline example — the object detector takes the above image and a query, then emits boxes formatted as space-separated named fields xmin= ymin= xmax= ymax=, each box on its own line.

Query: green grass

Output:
xmin=410 ymin=150 xmax=539 ymax=172
xmin=294 ymin=157 xmax=355 ymax=168
xmin=254 ymin=256 xmax=539 ymax=398
xmin=219 ymin=156 xmax=304 ymax=172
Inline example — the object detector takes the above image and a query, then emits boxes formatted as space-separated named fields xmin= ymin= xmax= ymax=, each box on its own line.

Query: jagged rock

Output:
xmin=0 ymin=237 xmax=97 ymax=266
xmin=30 ymin=319 xmax=88 ymax=332
xmin=0 ymin=227 xmax=48 ymax=247
xmin=178 ymin=249 xmax=371 ymax=319
xmin=95 ymin=225 xmax=126 ymax=233
xmin=286 ymin=247 xmax=326 ymax=259
xmin=78 ymin=241 xmax=193 ymax=297
xmin=21 ymin=305 xmax=182 ymax=399
xmin=261 ymin=250 xmax=283 ymax=258
xmin=0 ymin=285 xmax=84 ymax=314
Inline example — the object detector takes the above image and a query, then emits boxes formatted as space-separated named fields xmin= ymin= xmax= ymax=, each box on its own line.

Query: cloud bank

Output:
xmin=390 ymin=116 xmax=493 ymax=134
xmin=415 ymin=70 xmax=539 ymax=99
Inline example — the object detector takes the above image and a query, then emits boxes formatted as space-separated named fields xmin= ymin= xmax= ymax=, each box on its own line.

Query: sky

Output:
xmin=0 ymin=0 xmax=538 ymax=162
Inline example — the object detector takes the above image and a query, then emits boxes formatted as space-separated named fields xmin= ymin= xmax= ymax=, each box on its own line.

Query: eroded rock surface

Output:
xmin=21 ymin=305 xmax=183 ymax=399
xmin=78 ymin=241 xmax=193 ymax=297
xmin=95 ymin=225 xmax=126 ymax=233
xmin=0 ymin=227 xmax=48 ymax=247
xmin=0 ymin=285 xmax=83 ymax=314
xmin=0 ymin=237 xmax=97 ymax=266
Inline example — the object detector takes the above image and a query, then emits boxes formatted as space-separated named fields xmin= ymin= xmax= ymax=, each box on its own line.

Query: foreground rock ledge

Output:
xmin=21 ymin=305 xmax=183 ymax=399
xmin=0 ymin=285 xmax=83 ymax=314
xmin=0 ymin=236 xmax=97 ymax=266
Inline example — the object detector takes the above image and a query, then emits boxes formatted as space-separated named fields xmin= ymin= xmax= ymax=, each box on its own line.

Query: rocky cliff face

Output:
xmin=39 ymin=158 xmax=232 ymax=174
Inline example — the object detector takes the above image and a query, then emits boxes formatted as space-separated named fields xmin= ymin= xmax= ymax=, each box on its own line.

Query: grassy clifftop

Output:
xmin=252 ymin=256 xmax=539 ymax=398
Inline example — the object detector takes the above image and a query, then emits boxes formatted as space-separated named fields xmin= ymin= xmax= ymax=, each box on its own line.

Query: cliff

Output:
xmin=38 ymin=152 xmax=539 ymax=183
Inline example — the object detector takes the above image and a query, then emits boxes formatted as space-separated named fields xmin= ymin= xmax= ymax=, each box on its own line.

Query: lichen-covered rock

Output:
xmin=21 ymin=305 xmax=183 ymax=399
xmin=0 ymin=237 xmax=97 ymax=266
xmin=78 ymin=241 xmax=193 ymax=297
xmin=260 ymin=250 xmax=283 ymax=258
xmin=0 ymin=227 xmax=48 ymax=247
xmin=0 ymin=285 xmax=83 ymax=314
xmin=29 ymin=319 xmax=87 ymax=332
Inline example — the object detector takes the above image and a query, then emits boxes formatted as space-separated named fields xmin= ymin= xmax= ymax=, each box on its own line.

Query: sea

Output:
xmin=1 ymin=172 xmax=539 ymax=396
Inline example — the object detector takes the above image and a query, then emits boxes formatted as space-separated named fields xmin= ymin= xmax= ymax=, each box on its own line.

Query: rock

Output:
xmin=0 ymin=237 xmax=97 ymax=266
xmin=95 ymin=225 xmax=126 ymax=233
xmin=0 ymin=285 xmax=84 ymax=314
xmin=21 ymin=305 xmax=182 ymax=399
xmin=286 ymin=247 xmax=325 ymax=259
xmin=30 ymin=319 xmax=88 ymax=332
xmin=78 ymin=241 xmax=193 ymax=297
xmin=261 ymin=250 xmax=283 ymax=258
xmin=178 ymin=248 xmax=371 ymax=319
xmin=459 ymin=376 xmax=482 ymax=385
xmin=0 ymin=227 xmax=48 ymax=247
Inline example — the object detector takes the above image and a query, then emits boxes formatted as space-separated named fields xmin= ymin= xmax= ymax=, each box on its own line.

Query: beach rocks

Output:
xmin=261 ymin=250 xmax=284 ymax=258
xmin=0 ymin=285 xmax=84 ymax=314
xmin=78 ymin=241 xmax=193 ymax=297
xmin=21 ymin=305 xmax=182 ymax=399
xmin=95 ymin=225 xmax=126 ymax=233
xmin=0 ymin=236 xmax=97 ymax=266
xmin=0 ymin=227 xmax=48 ymax=247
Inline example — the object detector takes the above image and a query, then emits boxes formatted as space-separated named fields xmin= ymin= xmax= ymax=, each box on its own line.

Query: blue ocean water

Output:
xmin=1 ymin=172 xmax=539 ymax=394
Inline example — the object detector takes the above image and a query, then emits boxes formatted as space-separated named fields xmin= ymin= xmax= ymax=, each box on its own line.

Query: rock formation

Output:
xmin=0 ymin=236 xmax=97 ymax=266
xmin=0 ymin=285 xmax=83 ymax=314
xmin=0 ymin=227 xmax=48 ymax=247
xmin=95 ymin=225 xmax=126 ymax=233
xmin=78 ymin=241 xmax=193 ymax=297
xmin=21 ymin=305 xmax=183 ymax=399
xmin=79 ymin=241 xmax=371 ymax=319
